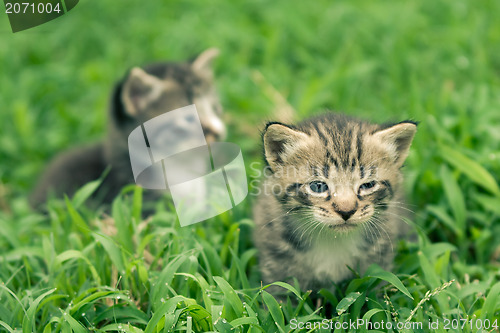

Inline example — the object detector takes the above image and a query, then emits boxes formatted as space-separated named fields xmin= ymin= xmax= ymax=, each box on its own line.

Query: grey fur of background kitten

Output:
xmin=30 ymin=48 xmax=225 ymax=209
xmin=253 ymin=113 xmax=417 ymax=293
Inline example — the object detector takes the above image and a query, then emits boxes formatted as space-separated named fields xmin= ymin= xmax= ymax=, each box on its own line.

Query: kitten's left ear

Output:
xmin=372 ymin=121 xmax=417 ymax=166
xmin=263 ymin=122 xmax=310 ymax=172
xmin=191 ymin=47 xmax=220 ymax=74
xmin=121 ymin=67 xmax=164 ymax=116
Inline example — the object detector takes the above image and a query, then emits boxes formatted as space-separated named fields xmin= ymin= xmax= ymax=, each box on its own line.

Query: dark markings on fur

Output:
xmin=267 ymin=243 xmax=289 ymax=257
xmin=361 ymin=205 xmax=370 ymax=212
xmin=273 ymin=147 xmax=285 ymax=165
xmin=325 ymin=150 xmax=339 ymax=170
xmin=323 ymin=164 xmax=330 ymax=178
xmin=296 ymin=191 xmax=313 ymax=206
xmin=311 ymin=166 xmax=319 ymax=177
xmin=360 ymin=165 xmax=365 ymax=179
xmin=275 ymin=193 xmax=289 ymax=204
xmin=282 ymin=216 xmax=309 ymax=252
xmin=378 ymin=243 xmax=391 ymax=259
xmin=340 ymin=129 xmax=353 ymax=170
xmin=381 ymin=180 xmax=393 ymax=197
xmin=377 ymin=203 xmax=389 ymax=211
xmin=363 ymin=231 xmax=377 ymax=245
xmin=346 ymin=128 xmax=353 ymax=163
xmin=350 ymin=158 xmax=356 ymax=172
xmin=374 ymin=188 xmax=391 ymax=204
xmin=331 ymin=156 xmax=339 ymax=169
xmin=286 ymin=183 xmax=302 ymax=194
xmin=368 ymin=166 xmax=376 ymax=177
xmin=341 ymin=158 xmax=349 ymax=170
xmin=318 ymin=207 xmax=330 ymax=215
xmin=325 ymin=194 xmax=331 ymax=201
xmin=313 ymin=122 xmax=329 ymax=147
xmin=356 ymin=131 xmax=363 ymax=161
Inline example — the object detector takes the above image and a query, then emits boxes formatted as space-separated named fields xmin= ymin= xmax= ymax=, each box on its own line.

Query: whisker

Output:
xmin=369 ymin=214 xmax=394 ymax=254
xmin=259 ymin=206 xmax=307 ymax=230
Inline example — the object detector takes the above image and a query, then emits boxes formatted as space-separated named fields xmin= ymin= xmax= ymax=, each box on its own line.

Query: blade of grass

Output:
xmin=144 ymin=296 xmax=186 ymax=333
xmin=213 ymin=276 xmax=244 ymax=318
xmin=480 ymin=281 xmax=500 ymax=320
xmin=261 ymin=291 xmax=285 ymax=333
xmin=60 ymin=309 xmax=87 ymax=333
xmin=439 ymin=165 xmax=466 ymax=236
xmin=56 ymin=250 xmax=101 ymax=285
xmin=22 ymin=288 xmax=57 ymax=333
xmin=71 ymin=179 xmax=102 ymax=209
xmin=440 ymin=145 xmax=500 ymax=196
xmin=336 ymin=292 xmax=362 ymax=316
xmin=365 ymin=265 xmax=413 ymax=300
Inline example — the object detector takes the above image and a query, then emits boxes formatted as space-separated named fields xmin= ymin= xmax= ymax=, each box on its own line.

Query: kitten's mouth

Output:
xmin=315 ymin=213 xmax=358 ymax=231
xmin=327 ymin=222 xmax=357 ymax=230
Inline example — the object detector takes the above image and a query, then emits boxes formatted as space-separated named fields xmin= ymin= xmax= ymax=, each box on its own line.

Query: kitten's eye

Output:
xmin=359 ymin=181 xmax=376 ymax=192
xmin=309 ymin=181 xmax=329 ymax=193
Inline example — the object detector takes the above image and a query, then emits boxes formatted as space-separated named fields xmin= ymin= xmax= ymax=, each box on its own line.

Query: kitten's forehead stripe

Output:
xmin=326 ymin=151 xmax=339 ymax=170
xmin=300 ymin=115 xmax=374 ymax=174
xmin=356 ymin=130 xmax=363 ymax=161
xmin=323 ymin=164 xmax=330 ymax=178
xmin=313 ymin=122 xmax=329 ymax=147
xmin=311 ymin=166 xmax=319 ymax=177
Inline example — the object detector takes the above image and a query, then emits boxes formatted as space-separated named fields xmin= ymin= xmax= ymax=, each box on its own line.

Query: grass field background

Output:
xmin=1 ymin=0 xmax=500 ymax=331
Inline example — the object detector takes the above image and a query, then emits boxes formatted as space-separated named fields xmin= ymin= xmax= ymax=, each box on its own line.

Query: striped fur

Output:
xmin=253 ymin=113 xmax=416 ymax=294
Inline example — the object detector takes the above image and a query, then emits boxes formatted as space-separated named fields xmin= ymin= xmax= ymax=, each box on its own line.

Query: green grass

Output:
xmin=1 ymin=0 xmax=500 ymax=332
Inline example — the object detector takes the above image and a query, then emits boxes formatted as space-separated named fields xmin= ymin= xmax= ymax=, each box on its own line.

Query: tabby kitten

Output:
xmin=253 ymin=113 xmax=417 ymax=293
xmin=30 ymin=48 xmax=225 ymax=208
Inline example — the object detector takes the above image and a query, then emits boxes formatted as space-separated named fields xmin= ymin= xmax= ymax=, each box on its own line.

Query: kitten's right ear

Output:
xmin=263 ymin=123 xmax=309 ymax=171
xmin=191 ymin=48 xmax=220 ymax=75
xmin=121 ymin=67 xmax=163 ymax=116
xmin=372 ymin=121 xmax=417 ymax=167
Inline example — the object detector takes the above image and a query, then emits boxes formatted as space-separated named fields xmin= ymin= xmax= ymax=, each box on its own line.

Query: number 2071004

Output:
xmin=5 ymin=2 xmax=62 ymax=14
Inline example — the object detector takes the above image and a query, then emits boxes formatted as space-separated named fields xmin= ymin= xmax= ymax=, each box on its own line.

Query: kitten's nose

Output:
xmin=336 ymin=209 xmax=356 ymax=221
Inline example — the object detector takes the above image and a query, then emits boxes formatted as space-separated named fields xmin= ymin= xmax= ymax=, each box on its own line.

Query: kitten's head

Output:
xmin=262 ymin=113 xmax=417 ymax=234
xmin=110 ymin=48 xmax=225 ymax=144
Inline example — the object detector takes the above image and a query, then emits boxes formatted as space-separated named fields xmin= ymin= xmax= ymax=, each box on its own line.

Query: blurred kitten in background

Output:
xmin=30 ymin=48 xmax=225 ymax=209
